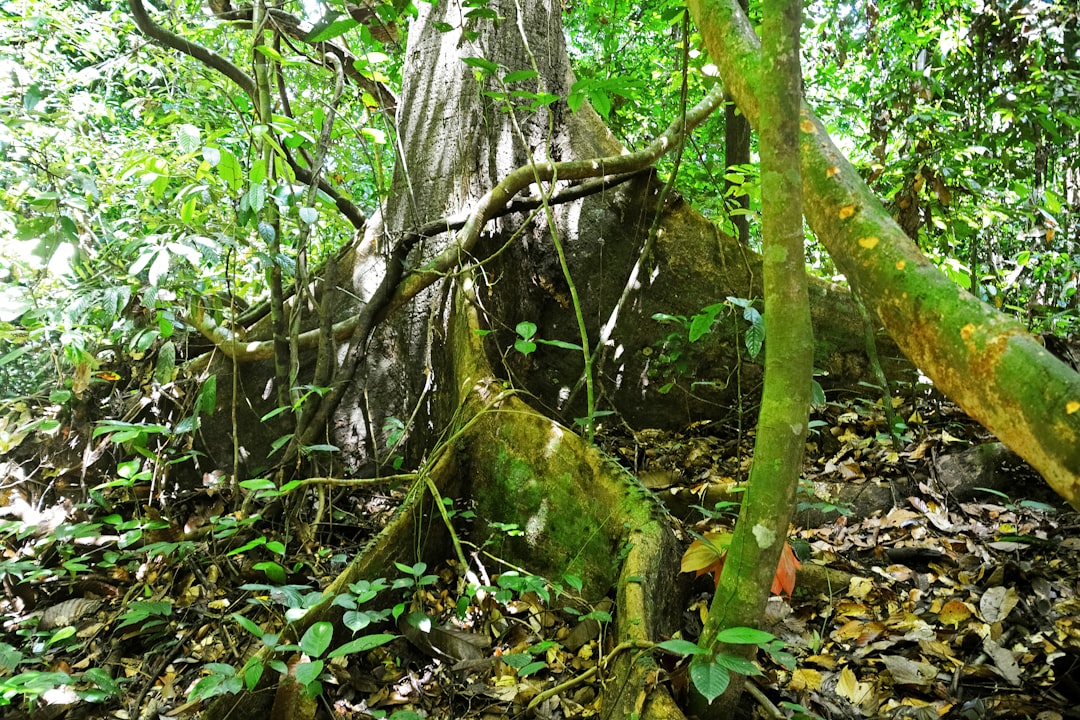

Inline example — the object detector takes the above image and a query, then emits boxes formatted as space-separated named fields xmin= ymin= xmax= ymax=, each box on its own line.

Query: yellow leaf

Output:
xmin=789 ymin=668 xmax=823 ymax=692
xmin=680 ymin=532 xmax=730 ymax=573
xmin=938 ymin=600 xmax=972 ymax=628
xmin=836 ymin=666 xmax=872 ymax=704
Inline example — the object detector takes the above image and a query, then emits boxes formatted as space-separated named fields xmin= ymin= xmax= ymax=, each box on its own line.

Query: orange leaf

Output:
xmin=682 ymin=534 xmax=801 ymax=595
xmin=772 ymin=541 xmax=801 ymax=596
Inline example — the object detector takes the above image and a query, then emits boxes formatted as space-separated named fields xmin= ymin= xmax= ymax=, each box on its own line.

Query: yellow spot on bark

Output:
xmin=896 ymin=260 xmax=906 ymax=270
xmin=800 ymin=119 xmax=816 ymax=134
xmin=1067 ymin=400 xmax=1080 ymax=415
xmin=858 ymin=237 xmax=879 ymax=249
xmin=839 ymin=205 xmax=855 ymax=219
xmin=960 ymin=323 xmax=976 ymax=340
xmin=827 ymin=166 xmax=839 ymax=178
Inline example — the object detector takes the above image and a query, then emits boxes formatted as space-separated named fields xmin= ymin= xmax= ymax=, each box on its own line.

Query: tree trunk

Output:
xmin=688 ymin=0 xmax=1080 ymax=510
xmin=303 ymin=0 xmax=908 ymax=478
xmin=692 ymin=0 xmax=809 ymax=714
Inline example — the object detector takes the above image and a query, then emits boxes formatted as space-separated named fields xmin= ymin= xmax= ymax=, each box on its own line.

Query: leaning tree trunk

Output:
xmin=689 ymin=0 xmax=1080 ymax=509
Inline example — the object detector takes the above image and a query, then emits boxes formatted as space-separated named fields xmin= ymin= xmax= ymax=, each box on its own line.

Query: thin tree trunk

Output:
xmin=690 ymin=0 xmax=810 ymax=714
xmin=689 ymin=0 xmax=1080 ymax=509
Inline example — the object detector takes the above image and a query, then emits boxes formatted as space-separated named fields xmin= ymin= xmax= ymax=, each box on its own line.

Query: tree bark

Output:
xmin=692 ymin=0 xmax=809 ymax=715
xmin=688 ymin=0 xmax=1080 ymax=510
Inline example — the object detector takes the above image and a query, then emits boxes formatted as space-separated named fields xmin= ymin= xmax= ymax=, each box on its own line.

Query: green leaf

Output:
xmin=306 ymin=15 xmax=360 ymax=43
xmin=292 ymin=659 xmax=323 ymax=689
xmin=181 ymin=195 xmax=197 ymax=224
xmin=518 ymin=660 xmax=546 ymax=676
xmin=242 ymin=658 xmax=265 ymax=690
xmin=175 ymin=124 xmax=201 ymax=154
xmin=714 ymin=627 xmax=774 ymax=645
xmin=713 ymin=653 xmax=762 ymax=676
xmin=257 ymin=221 xmax=277 ymax=244
xmin=299 ymin=206 xmax=318 ymax=224
xmin=82 ymin=667 xmax=120 ymax=696
xmin=690 ymin=657 xmax=730 ymax=704
xmin=254 ymin=44 xmax=286 ymax=63
xmin=462 ymin=56 xmax=500 ymax=74
xmin=227 ymin=536 xmax=267 ymax=556
xmin=245 ymin=182 xmax=267 ymax=214
xmin=588 ymin=89 xmax=611 ymax=117
xmin=503 ymin=69 xmax=538 ymax=83
xmin=302 ymin=443 xmax=340 ymax=454
xmin=327 ymin=633 xmax=397 ymax=658
xmin=515 ymin=321 xmax=537 ymax=340
xmin=196 ymin=375 xmax=217 ymax=415
xmin=300 ymin=622 xmax=334 ymax=658
xmin=689 ymin=303 xmax=725 ymax=343
xmin=536 ymin=339 xmax=582 ymax=351
xmin=656 ymin=638 xmax=707 ymax=656
xmin=232 ymin=613 xmax=265 ymax=638
xmin=212 ymin=148 xmax=243 ymax=191
xmin=253 ymin=561 xmax=286 ymax=583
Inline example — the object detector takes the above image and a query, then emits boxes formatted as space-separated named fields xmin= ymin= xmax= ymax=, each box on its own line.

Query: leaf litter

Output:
xmin=1 ymin=390 xmax=1079 ymax=719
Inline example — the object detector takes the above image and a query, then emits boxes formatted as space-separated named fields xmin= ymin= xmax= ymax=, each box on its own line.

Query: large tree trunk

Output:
xmin=189 ymin=2 xmax=896 ymax=718
xmin=314 ymin=0 xmax=905 ymax=477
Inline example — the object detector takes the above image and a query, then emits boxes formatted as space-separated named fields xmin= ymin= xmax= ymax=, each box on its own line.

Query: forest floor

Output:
xmin=2 ymin=385 xmax=1080 ymax=720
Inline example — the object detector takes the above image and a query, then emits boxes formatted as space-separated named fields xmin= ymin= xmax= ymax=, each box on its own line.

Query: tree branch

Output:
xmin=128 ymin=0 xmax=255 ymax=99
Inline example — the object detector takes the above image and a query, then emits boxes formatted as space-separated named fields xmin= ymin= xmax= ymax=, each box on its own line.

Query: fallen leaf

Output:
xmin=982 ymin=637 xmax=1022 ymax=685
xmin=836 ymin=666 xmax=872 ymax=705
xmin=879 ymin=654 xmax=937 ymax=686
xmin=979 ymin=585 xmax=1019 ymax=624
xmin=938 ymin=600 xmax=972 ymax=628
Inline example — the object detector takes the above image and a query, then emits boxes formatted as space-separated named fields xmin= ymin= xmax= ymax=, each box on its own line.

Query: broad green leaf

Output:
xmin=292 ymin=659 xmax=323 ymax=687
xmin=196 ymin=375 xmax=217 ymax=415
xmin=232 ymin=613 xmax=264 ymax=638
xmin=462 ymin=56 xmax=500 ymax=74
xmin=245 ymin=182 xmax=267 ymax=214
xmin=215 ymin=148 xmax=243 ymax=191
xmin=306 ymin=16 xmax=360 ymax=43
xmin=713 ymin=653 xmax=762 ymax=676
xmin=714 ymin=627 xmax=774 ymax=645
xmin=181 ymin=195 xmax=197 ymax=224
xmin=255 ymin=44 xmax=286 ymax=63
xmin=515 ymin=321 xmax=537 ymax=340
xmin=656 ymin=638 xmax=706 ymax=656
xmin=300 ymin=622 xmax=334 ymax=658
xmin=690 ymin=657 xmax=730 ymax=704
xmin=175 ymin=124 xmax=201 ymax=154
xmin=689 ymin=303 xmax=725 ymax=343
xmin=327 ymin=633 xmax=397 ymax=658
xmin=257 ymin=221 xmax=277 ymax=244
xmin=503 ymin=69 xmax=538 ymax=83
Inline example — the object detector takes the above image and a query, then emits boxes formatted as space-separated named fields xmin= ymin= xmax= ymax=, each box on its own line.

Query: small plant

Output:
xmin=656 ymin=628 xmax=794 ymax=705
xmin=190 ymin=605 xmax=397 ymax=703
xmin=649 ymin=297 xmax=764 ymax=394
xmin=796 ymin=479 xmax=853 ymax=517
